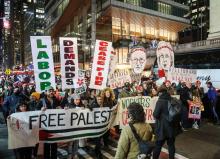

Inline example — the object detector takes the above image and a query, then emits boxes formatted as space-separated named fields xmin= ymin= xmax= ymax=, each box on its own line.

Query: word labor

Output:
xmin=29 ymin=109 xmax=113 ymax=129
xmin=63 ymin=40 xmax=77 ymax=85
xmin=36 ymin=39 xmax=53 ymax=90
xmin=95 ymin=41 xmax=109 ymax=86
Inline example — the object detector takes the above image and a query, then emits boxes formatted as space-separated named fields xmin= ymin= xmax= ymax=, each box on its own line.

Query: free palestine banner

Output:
xmin=7 ymin=107 xmax=115 ymax=149
xmin=30 ymin=36 xmax=56 ymax=92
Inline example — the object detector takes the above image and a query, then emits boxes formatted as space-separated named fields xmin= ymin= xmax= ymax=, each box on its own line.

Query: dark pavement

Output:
xmin=0 ymin=121 xmax=220 ymax=159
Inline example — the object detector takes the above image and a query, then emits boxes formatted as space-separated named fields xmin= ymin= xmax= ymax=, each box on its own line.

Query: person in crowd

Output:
xmin=20 ymin=83 xmax=30 ymax=101
xmin=29 ymin=92 xmax=41 ymax=111
xmin=179 ymin=82 xmax=193 ymax=130
xmin=89 ymin=94 xmax=103 ymax=159
xmin=119 ymin=82 xmax=135 ymax=98
xmin=153 ymin=86 xmax=182 ymax=159
xmin=206 ymin=81 xmax=220 ymax=125
xmin=192 ymin=80 xmax=205 ymax=129
xmin=40 ymin=86 xmax=60 ymax=159
xmin=101 ymin=88 xmax=117 ymax=147
xmin=164 ymin=80 xmax=175 ymax=95
xmin=3 ymin=87 xmax=24 ymax=116
xmin=115 ymin=102 xmax=153 ymax=158
xmin=136 ymin=85 xmax=144 ymax=96
xmin=60 ymin=89 xmax=70 ymax=108
xmin=171 ymin=82 xmax=178 ymax=95
xmin=142 ymin=81 xmax=149 ymax=96
xmin=88 ymin=89 xmax=96 ymax=106
xmin=66 ymin=94 xmax=85 ymax=159
xmin=150 ymin=87 xmax=158 ymax=97
xmin=14 ymin=102 xmax=33 ymax=159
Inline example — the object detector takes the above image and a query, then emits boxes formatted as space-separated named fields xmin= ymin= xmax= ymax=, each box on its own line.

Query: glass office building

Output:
xmin=45 ymin=0 xmax=190 ymax=68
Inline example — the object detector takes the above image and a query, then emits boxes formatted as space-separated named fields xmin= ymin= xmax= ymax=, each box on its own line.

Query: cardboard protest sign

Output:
xmin=108 ymin=69 xmax=132 ymax=89
xmin=167 ymin=68 xmax=197 ymax=83
xmin=188 ymin=102 xmax=201 ymax=119
xmin=109 ymin=48 xmax=118 ymax=75
xmin=129 ymin=46 xmax=147 ymax=74
xmin=90 ymin=40 xmax=112 ymax=90
xmin=59 ymin=37 xmax=79 ymax=90
xmin=117 ymin=96 xmax=157 ymax=128
xmin=7 ymin=107 xmax=115 ymax=149
xmin=75 ymin=69 xmax=87 ymax=94
xmin=30 ymin=36 xmax=56 ymax=92
xmin=130 ymin=71 xmax=142 ymax=83
xmin=156 ymin=41 xmax=174 ymax=71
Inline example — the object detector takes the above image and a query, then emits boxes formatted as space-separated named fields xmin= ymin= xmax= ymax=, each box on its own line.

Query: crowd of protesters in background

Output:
xmin=0 ymin=72 xmax=220 ymax=159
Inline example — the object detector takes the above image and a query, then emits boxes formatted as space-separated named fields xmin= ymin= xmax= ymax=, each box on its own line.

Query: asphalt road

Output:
xmin=0 ymin=122 xmax=220 ymax=159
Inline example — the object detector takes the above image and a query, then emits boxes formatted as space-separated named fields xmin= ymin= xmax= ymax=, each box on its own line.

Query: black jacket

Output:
xmin=179 ymin=86 xmax=193 ymax=108
xmin=153 ymin=92 xmax=181 ymax=140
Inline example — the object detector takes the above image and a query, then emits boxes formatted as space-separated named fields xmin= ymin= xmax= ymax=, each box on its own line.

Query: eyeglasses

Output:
xmin=131 ymin=58 xmax=145 ymax=64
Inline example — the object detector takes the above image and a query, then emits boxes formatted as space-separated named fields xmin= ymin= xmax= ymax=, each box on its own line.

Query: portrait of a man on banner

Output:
xmin=129 ymin=46 xmax=147 ymax=74
xmin=156 ymin=41 xmax=174 ymax=71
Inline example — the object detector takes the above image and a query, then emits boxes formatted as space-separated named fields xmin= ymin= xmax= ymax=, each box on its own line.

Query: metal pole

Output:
xmin=91 ymin=0 xmax=96 ymax=57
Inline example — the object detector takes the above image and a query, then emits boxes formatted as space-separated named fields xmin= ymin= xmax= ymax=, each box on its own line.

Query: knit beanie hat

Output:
xmin=31 ymin=92 xmax=41 ymax=100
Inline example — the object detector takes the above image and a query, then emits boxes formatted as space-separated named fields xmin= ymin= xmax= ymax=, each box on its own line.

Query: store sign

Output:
xmin=30 ymin=36 xmax=56 ymax=92
xmin=59 ymin=37 xmax=79 ymax=90
xmin=89 ymin=40 xmax=112 ymax=90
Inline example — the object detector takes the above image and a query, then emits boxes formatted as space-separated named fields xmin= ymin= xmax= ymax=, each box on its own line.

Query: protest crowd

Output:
xmin=0 ymin=39 xmax=220 ymax=159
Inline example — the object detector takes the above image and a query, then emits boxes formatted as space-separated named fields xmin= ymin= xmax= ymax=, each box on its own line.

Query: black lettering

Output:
xmin=66 ymin=79 xmax=73 ymax=85
xmin=101 ymin=111 xmax=107 ymax=123
xmin=106 ymin=110 xmax=113 ymax=121
xmin=77 ymin=113 xmax=86 ymax=125
xmin=65 ymin=66 xmax=75 ymax=72
xmin=94 ymin=111 xmax=101 ymax=124
xmin=86 ymin=112 xmax=93 ymax=125
xmin=39 ymin=114 xmax=47 ymax=128
xmin=71 ymin=112 xmax=78 ymax=126
xmin=48 ymin=114 xmax=56 ymax=127
xmin=65 ymin=73 xmax=75 ymax=78
xmin=29 ymin=115 xmax=38 ymax=129
xmin=58 ymin=113 xmax=65 ymax=126
xmin=65 ymin=60 xmax=74 ymax=65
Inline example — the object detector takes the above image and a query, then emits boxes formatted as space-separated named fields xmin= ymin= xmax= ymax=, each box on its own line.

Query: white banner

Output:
xmin=108 ymin=69 xmax=132 ymax=89
xmin=30 ymin=36 xmax=56 ymax=92
xmin=90 ymin=40 xmax=112 ymax=90
xmin=167 ymin=68 xmax=197 ymax=83
xmin=196 ymin=69 xmax=220 ymax=90
xmin=60 ymin=37 xmax=79 ymax=90
xmin=7 ymin=107 xmax=115 ymax=149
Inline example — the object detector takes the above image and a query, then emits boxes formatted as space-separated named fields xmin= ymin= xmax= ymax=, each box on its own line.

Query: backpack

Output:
xmin=129 ymin=123 xmax=155 ymax=159
xmin=167 ymin=97 xmax=182 ymax=122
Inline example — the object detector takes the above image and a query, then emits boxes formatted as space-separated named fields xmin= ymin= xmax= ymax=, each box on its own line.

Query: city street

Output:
xmin=1 ymin=122 xmax=220 ymax=159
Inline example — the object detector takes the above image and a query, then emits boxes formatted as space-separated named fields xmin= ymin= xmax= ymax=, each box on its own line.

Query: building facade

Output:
xmin=23 ymin=0 xmax=45 ymax=65
xmin=45 ymin=0 xmax=190 ymax=69
xmin=178 ymin=0 xmax=209 ymax=43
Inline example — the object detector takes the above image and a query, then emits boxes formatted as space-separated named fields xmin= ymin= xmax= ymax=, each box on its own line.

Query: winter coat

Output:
xmin=38 ymin=96 xmax=60 ymax=109
xmin=179 ymin=86 xmax=193 ymax=108
xmin=28 ymin=100 xmax=41 ymax=111
xmin=207 ymin=86 xmax=218 ymax=102
xmin=3 ymin=94 xmax=24 ymax=114
xmin=153 ymin=92 xmax=182 ymax=141
xmin=115 ymin=123 xmax=153 ymax=159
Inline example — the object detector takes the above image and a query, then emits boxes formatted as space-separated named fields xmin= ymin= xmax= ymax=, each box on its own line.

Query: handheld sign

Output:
xmin=30 ymin=36 xmax=56 ymax=92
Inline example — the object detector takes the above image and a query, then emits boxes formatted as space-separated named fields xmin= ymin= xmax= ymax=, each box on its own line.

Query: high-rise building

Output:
xmin=23 ymin=0 xmax=45 ymax=65
xmin=45 ymin=0 xmax=190 ymax=69
xmin=178 ymin=0 xmax=209 ymax=43
xmin=0 ymin=0 xmax=4 ymax=70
